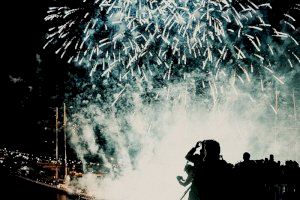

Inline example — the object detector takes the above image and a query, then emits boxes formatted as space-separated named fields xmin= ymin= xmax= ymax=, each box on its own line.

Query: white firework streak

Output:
xmin=44 ymin=0 xmax=299 ymax=96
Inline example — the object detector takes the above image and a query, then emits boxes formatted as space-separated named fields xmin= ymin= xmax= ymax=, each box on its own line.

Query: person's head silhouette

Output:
xmin=203 ymin=140 xmax=220 ymax=161
xmin=269 ymin=154 xmax=274 ymax=162
xmin=243 ymin=152 xmax=250 ymax=161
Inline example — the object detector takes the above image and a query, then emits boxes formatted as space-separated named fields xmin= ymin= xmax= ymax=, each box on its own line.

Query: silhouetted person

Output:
xmin=267 ymin=154 xmax=280 ymax=183
xmin=183 ymin=141 xmax=205 ymax=200
xmin=235 ymin=152 xmax=256 ymax=169
xmin=270 ymin=154 xmax=274 ymax=161
xmin=234 ymin=152 xmax=260 ymax=200
xmin=192 ymin=140 xmax=233 ymax=200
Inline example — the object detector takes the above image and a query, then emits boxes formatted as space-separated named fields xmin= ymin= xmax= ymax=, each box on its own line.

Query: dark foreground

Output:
xmin=1 ymin=172 xmax=84 ymax=200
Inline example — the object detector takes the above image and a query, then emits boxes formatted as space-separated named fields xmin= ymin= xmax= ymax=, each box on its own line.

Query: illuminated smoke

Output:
xmin=67 ymin=81 xmax=299 ymax=200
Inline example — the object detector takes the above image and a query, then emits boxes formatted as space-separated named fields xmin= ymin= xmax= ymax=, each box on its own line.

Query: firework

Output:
xmin=45 ymin=0 xmax=299 ymax=100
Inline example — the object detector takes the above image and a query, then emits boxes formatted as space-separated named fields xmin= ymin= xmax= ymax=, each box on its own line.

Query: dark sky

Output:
xmin=4 ymin=1 xmax=67 ymax=153
xmin=4 ymin=0 xmax=299 ymax=154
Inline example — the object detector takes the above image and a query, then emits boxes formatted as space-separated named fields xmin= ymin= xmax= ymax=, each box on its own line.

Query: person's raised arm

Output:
xmin=185 ymin=141 xmax=201 ymax=163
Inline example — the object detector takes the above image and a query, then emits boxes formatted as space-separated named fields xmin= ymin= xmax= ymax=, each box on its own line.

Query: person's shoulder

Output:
xmin=249 ymin=160 xmax=256 ymax=165
xmin=235 ymin=161 xmax=242 ymax=167
xmin=219 ymin=159 xmax=233 ymax=169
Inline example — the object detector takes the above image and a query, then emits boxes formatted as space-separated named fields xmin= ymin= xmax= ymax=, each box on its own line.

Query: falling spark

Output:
xmin=292 ymin=52 xmax=300 ymax=64
xmin=273 ymin=75 xmax=285 ymax=85
xmin=111 ymin=86 xmax=126 ymax=107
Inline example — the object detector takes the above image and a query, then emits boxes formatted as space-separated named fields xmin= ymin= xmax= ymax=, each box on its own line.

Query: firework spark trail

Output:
xmin=44 ymin=1 xmax=150 ymax=75
xmin=44 ymin=0 xmax=299 ymax=102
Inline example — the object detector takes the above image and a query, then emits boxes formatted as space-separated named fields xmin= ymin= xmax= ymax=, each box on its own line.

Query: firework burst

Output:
xmin=44 ymin=0 xmax=299 ymax=104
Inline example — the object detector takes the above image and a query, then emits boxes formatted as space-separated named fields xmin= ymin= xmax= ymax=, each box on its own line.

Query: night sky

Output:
xmin=5 ymin=1 xmax=68 ymax=153
xmin=4 ymin=0 xmax=299 ymax=154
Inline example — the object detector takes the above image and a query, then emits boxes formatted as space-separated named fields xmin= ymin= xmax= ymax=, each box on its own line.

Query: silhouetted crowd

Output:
xmin=177 ymin=140 xmax=300 ymax=200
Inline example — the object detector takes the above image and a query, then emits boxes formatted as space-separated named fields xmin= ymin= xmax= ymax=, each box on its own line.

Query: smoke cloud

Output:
xmin=66 ymin=76 xmax=299 ymax=200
